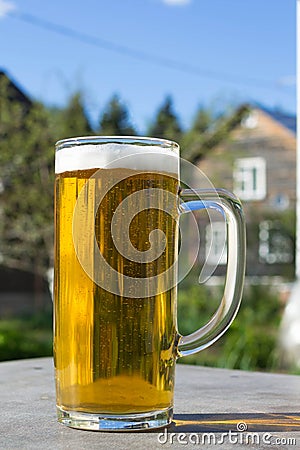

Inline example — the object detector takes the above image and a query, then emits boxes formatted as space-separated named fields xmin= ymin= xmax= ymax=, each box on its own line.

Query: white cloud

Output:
xmin=0 ymin=0 xmax=16 ymax=18
xmin=162 ymin=0 xmax=192 ymax=6
xmin=277 ymin=75 xmax=296 ymax=87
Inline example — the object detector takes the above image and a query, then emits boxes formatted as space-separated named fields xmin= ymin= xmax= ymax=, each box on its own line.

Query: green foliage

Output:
xmin=98 ymin=94 xmax=137 ymax=136
xmin=147 ymin=95 xmax=182 ymax=142
xmin=55 ymin=92 xmax=92 ymax=139
xmin=178 ymin=283 xmax=283 ymax=372
xmin=0 ymin=311 xmax=52 ymax=361
xmin=181 ymin=104 xmax=250 ymax=163
xmin=0 ymin=77 xmax=55 ymax=276
xmin=181 ymin=106 xmax=213 ymax=160
xmin=0 ymin=283 xmax=284 ymax=371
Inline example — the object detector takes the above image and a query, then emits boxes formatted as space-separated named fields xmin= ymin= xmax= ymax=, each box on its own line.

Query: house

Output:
xmin=196 ymin=104 xmax=296 ymax=281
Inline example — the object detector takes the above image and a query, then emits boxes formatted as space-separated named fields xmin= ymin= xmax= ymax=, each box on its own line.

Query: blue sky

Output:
xmin=0 ymin=0 xmax=296 ymax=133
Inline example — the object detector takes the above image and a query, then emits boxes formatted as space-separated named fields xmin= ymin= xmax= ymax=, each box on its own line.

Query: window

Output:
xmin=205 ymin=222 xmax=227 ymax=266
xmin=234 ymin=157 xmax=266 ymax=201
xmin=259 ymin=221 xmax=293 ymax=264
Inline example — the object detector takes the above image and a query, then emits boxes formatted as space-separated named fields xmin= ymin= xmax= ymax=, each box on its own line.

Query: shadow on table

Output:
xmin=168 ymin=413 xmax=300 ymax=432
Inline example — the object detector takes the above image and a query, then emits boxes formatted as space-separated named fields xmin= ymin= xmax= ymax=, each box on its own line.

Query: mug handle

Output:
xmin=177 ymin=188 xmax=246 ymax=356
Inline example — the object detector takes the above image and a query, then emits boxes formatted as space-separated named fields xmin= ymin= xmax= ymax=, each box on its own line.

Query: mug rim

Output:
xmin=55 ymin=135 xmax=180 ymax=152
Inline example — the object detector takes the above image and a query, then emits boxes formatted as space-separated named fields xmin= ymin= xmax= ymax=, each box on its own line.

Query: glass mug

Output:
xmin=54 ymin=136 xmax=245 ymax=431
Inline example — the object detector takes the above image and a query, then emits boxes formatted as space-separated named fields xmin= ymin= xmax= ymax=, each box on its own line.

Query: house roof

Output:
xmin=230 ymin=104 xmax=297 ymax=148
xmin=255 ymin=104 xmax=296 ymax=135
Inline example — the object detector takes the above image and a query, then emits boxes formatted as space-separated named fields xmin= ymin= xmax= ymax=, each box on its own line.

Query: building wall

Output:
xmin=196 ymin=107 xmax=296 ymax=279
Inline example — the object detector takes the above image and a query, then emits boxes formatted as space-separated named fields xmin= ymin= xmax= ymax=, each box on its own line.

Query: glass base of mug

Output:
xmin=57 ymin=406 xmax=173 ymax=431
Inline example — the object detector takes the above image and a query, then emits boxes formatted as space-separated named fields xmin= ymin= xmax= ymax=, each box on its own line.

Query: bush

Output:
xmin=0 ymin=311 xmax=53 ymax=361
xmin=177 ymin=282 xmax=283 ymax=372
xmin=0 ymin=283 xmax=284 ymax=373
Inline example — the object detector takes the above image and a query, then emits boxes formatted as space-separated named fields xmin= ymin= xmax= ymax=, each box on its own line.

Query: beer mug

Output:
xmin=54 ymin=136 xmax=245 ymax=431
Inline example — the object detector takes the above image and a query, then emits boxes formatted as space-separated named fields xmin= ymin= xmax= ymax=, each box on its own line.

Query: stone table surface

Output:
xmin=0 ymin=357 xmax=300 ymax=449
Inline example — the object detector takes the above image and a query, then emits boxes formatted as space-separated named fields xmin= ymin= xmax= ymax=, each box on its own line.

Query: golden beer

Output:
xmin=54 ymin=166 xmax=179 ymax=415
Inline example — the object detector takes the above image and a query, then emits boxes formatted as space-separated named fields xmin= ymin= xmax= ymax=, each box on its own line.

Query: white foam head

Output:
xmin=55 ymin=138 xmax=179 ymax=175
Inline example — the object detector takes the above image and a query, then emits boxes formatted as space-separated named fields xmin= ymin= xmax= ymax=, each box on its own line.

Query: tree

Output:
xmin=98 ymin=94 xmax=137 ymax=136
xmin=181 ymin=104 xmax=250 ymax=163
xmin=147 ymin=96 xmax=182 ymax=142
xmin=0 ymin=75 xmax=55 ymax=280
xmin=53 ymin=92 xmax=92 ymax=140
